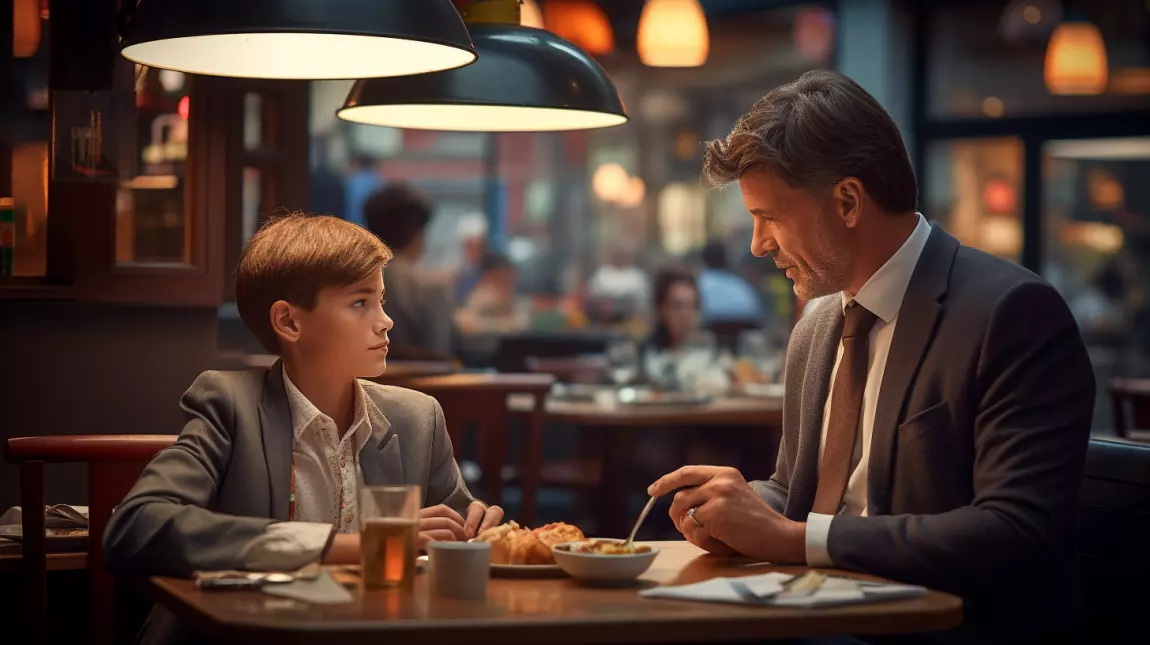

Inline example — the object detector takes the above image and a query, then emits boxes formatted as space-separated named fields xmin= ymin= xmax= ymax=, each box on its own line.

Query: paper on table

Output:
xmin=640 ymin=573 xmax=926 ymax=608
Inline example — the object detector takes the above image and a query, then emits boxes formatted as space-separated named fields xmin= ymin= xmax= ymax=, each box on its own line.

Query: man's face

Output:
xmin=738 ymin=168 xmax=852 ymax=300
xmin=291 ymin=270 xmax=393 ymax=378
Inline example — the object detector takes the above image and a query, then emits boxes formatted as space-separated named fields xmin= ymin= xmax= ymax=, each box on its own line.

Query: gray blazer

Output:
xmin=105 ymin=362 xmax=475 ymax=578
xmin=105 ymin=363 xmax=476 ymax=645
xmin=752 ymin=224 xmax=1095 ymax=640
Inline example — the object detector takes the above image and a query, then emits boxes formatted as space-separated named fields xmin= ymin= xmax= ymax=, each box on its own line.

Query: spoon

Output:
xmin=623 ymin=496 xmax=657 ymax=549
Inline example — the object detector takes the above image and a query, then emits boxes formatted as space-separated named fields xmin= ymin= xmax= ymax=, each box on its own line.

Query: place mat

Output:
xmin=640 ymin=572 xmax=926 ymax=608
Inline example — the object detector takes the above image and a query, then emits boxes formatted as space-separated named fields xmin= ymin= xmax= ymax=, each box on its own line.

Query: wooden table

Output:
xmin=508 ymin=395 xmax=784 ymax=535
xmin=148 ymin=542 xmax=961 ymax=644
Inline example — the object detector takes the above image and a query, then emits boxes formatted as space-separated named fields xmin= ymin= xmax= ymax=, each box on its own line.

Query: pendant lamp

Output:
xmin=337 ymin=0 xmax=627 ymax=132
xmin=118 ymin=0 xmax=477 ymax=80
xmin=638 ymin=0 xmax=709 ymax=68
xmin=1044 ymin=21 xmax=1108 ymax=95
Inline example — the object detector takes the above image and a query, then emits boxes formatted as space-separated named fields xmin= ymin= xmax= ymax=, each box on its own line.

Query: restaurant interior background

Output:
xmin=2 ymin=0 xmax=1149 ymax=525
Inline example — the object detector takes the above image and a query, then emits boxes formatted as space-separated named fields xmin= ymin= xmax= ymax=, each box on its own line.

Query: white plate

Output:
xmin=418 ymin=554 xmax=566 ymax=578
xmin=490 ymin=563 xmax=566 ymax=578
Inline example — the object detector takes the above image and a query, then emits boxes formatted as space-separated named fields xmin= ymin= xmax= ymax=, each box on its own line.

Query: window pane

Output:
xmin=242 ymin=166 xmax=263 ymax=244
xmin=115 ymin=65 xmax=190 ymax=266
xmin=6 ymin=2 xmax=49 ymax=277
xmin=244 ymin=92 xmax=262 ymax=151
xmin=925 ymin=138 xmax=1024 ymax=262
xmin=929 ymin=2 xmax=1150 ymax=118
xmin=1042 ymin=137 xmax=1150 ymax=401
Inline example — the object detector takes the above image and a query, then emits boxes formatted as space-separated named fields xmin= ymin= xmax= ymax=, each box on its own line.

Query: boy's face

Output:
xmin=278 ymin=270 xmax=393 ymax=379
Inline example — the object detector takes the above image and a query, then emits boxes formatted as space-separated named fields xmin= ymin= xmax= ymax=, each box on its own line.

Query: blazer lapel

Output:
xmin=259 ymin=361 xmax=293 ymax=521
xmin=785 ymin=301 xmax=844 ymax=519
xmin=867 ymin=224 xmax=958 ymax=515
xmin=360 ymin=394 xmax=404 ymax=485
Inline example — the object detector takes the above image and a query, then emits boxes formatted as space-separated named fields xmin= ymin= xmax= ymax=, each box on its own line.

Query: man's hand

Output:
xmin=321 ymin=532 xmax=360 ymax=565
xmin=648 ymin=466 xmax=806 ymax=564
xmin=463 ymin=502 xmax=505 ymax=539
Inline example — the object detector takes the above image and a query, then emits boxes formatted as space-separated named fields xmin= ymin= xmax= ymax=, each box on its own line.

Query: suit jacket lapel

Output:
xmin=786 ymin=301 xmax=844 ymax=519
xmin=867 ymin=224 xmax=957 ymax=515
xmin=259 ymin=361 xmax=293 ymax=521
xmin=360 ymin=394 xmax=404 ymax=485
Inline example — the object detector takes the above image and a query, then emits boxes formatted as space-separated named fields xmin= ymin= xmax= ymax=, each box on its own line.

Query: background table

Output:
xmin=149 ymin=541 xmax=961 ymax=645
xmin=509 ymin=395 xmax=784 ymax=535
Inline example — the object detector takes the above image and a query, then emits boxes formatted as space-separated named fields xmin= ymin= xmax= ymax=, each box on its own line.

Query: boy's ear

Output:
xmin=269 ymin=300 xmax=301 ymax=345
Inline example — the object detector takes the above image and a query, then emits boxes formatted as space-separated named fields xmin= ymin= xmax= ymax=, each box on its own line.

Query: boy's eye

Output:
xmin=353 ymin=299 xmax=365 ymax=307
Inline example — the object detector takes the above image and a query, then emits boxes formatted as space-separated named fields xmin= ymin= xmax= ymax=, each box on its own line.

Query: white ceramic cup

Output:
xmin=428 ymin=541 xmax=491 ymax=601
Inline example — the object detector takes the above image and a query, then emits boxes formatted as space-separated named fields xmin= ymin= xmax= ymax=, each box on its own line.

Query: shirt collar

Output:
xmin=282 ymin=366 xmax=376 ymax=451
xmin=840 ymin=213 xmax=932 ymax=323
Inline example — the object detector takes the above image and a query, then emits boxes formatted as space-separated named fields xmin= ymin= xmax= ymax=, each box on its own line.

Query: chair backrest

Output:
xmin=1109 ymin=378 xmax=1150 ymax=438
xmin=1078 ymin=438 xmax=1150 ymax=636
xmin=6 ymin=435 xmax=177 ymax=645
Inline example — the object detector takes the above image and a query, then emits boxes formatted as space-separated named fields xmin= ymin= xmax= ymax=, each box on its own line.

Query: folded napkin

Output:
xmin=261 ymin=571 xmax=354 ymax=605
xmin=0 ymin=505 xmax=89 ymax=529
xmin=640 ymin=572 xmax=926 ymax=609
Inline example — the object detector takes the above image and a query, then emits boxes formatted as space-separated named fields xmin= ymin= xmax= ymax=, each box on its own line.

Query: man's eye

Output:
xmin=353 ymin=300 xmax=365 ymax=307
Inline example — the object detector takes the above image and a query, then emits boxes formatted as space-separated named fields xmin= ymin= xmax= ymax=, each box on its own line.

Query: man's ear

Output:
xmin=270 ymin=300 xmax=301 ymax=346
xmin=831 ymin=177 xmax=864 ymax=228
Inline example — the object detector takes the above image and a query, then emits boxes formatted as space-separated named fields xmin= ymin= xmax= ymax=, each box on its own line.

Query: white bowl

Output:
xmin=551 ymin=539 xmax=660 ymax=584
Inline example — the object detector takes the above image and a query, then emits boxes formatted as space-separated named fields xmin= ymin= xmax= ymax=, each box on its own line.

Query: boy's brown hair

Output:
xmin=236 ymin=213 xmax=393 ymax=353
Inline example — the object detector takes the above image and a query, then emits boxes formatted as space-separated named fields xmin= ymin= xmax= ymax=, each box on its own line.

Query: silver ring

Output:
xmin=687 ymin=506 xmax=703 ymax=528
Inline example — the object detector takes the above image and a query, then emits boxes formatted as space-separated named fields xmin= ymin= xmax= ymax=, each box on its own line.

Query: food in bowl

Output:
xmin=565 ymin=539 xmax=652 ymax=555
xmin=551 ymin=539 xmax=660 ymax=583
xmin=473 ymin=521 xmax=585 ymax=565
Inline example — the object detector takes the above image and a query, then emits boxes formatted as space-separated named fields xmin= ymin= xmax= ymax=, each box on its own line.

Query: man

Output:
xmin=648 ymin=70 xmax=1094 ymax=642
xmin=363 ymin=183 xmax=455 ymax=360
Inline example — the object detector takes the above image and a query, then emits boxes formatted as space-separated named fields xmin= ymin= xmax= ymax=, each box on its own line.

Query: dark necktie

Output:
xmin=812 ymin=301 xmax=879 ymax=515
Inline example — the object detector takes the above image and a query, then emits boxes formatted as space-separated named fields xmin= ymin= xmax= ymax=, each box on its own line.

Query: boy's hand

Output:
xmin=463 ymin=502 xmax=504 ymax=539
xmin=418 ymin=504 xmax=468 ymax=542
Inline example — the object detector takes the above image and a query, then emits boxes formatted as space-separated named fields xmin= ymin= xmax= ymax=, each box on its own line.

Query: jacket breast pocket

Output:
xmin=897 ymin=400 xmax=952 ymax=447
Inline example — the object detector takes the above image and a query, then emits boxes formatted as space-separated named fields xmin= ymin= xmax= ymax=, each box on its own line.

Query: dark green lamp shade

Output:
xmin=337 ymin=24 xmax=628 ymax=132
xmin=119 ymin=0 xmax=477 ymax=80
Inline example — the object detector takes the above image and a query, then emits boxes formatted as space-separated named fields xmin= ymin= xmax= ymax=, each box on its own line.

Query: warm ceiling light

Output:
xmin=521 ymin=0 xmax=545 ymax=29
xmin=13 ymin=0 xmax=41 ymax=58
xmin=543 ymin=0 xmax=615 ymax=56
xmin=338 ymin=19 xmax=627 ymax=132
xmin=638 ymin=0 xmax=709 ymax=67
xmin=1044 ymin=21 xmax=1108 ymax=95
xmin=118 ymin=1 xmax=477 ymax=80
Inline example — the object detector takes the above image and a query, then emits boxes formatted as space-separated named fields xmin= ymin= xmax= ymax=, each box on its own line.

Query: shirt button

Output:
xmin=339 ymin=456 xmax=347 ymax=469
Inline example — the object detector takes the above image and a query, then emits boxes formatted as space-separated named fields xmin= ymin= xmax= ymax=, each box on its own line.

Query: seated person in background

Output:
xmin=454 ymin=251 xmax=529 ymax=334
xmin=363 ymin=183 xmax=455 ymax=360
xmin=105 ymin=214 xmax=504 ymax=645
xmin=586 ymin=246 xmax=651 ymax=325
xmin=644 ymin=266 xmax=701 ymax=355
xmin=698 ymin=241 xmax=766 ymax=326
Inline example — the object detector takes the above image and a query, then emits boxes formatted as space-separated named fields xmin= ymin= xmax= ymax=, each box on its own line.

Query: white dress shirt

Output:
xmin=805 ymin=214 xmax=932 ymax=567
xmin=239 ymin=368 xmax=382 ymax=571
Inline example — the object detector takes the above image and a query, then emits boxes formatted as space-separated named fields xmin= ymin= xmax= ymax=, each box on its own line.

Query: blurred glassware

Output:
xmin=606 ymin=338 xmax=640 ymax=386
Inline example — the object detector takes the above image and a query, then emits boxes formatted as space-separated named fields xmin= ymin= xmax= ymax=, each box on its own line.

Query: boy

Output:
xmin=105 ymin=214 xmax=503 ymax=643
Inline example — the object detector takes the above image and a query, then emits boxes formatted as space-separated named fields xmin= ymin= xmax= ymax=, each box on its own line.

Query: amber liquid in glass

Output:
xmin=360 ymin=518 xmax=417 ymax=589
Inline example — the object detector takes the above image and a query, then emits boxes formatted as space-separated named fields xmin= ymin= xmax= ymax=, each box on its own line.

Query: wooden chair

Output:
xmin=1110 ymin=378 xmax=1150 ymax=440
xmin=5 ymin=435 xmax=177 ymax=644
xmin=389 ymin=374 xmax=554 ymax=526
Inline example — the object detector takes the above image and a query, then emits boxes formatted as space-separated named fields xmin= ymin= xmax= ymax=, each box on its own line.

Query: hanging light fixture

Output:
xmin=117 ymin=0 xmax=477 ymax=80
xmin=337 ymin=0 xmax=627 ymax=132
xmin=1044 ymin=21 xmax=1108 ymax=95
xmin=543 ymin=0 xmax=615 ymax=56
xmin=637 ymin=0 xmax=709 ymax=67
xmin=13 ymin=0 xmax=41 ymax=58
